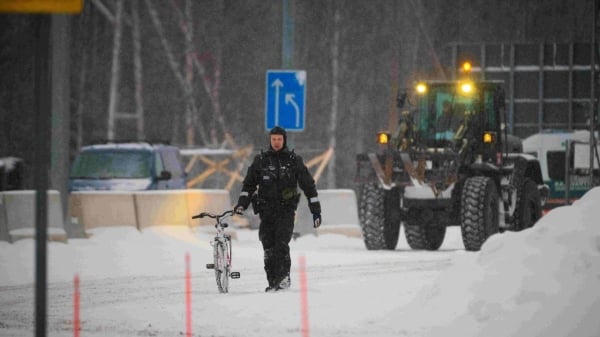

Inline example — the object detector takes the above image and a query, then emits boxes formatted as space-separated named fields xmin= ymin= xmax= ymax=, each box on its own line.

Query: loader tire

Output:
xmin=460 ymin=176 xmax=499 ymax=251
xmin=358 ymin=183 xmax=401 ymax=250
xmin=404 ymin=209 xmax=446 ymax=251
xmin=513 ymin=178 xmax=542 ymax=230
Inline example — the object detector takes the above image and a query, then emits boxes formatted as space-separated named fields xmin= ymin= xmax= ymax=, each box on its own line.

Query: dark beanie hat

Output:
xmin=269 ymin=126 xmax=287 ymax=147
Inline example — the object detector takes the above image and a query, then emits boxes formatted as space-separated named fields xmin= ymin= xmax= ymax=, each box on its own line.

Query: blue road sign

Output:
xmin=265 ymin=70 xmax=306 ymax=131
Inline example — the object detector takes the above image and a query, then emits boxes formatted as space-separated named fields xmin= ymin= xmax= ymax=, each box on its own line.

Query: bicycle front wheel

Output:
xmin=214 ymin=241 xmax=230 ymax=293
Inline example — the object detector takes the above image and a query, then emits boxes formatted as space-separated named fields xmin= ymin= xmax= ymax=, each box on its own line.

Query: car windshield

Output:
xmin=70 ymin=150 xmax=153 ymax=179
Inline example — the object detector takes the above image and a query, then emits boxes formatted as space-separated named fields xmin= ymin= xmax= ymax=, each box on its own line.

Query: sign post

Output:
xmin=265 ymin=70 xmax=306 ymax=131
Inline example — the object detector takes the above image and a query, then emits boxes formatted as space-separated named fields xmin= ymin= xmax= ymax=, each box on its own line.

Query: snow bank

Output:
xmin=0 ymin=227 xmax=213 ymax=287
xmin=398 ymin=186 xmax=600 ymax=337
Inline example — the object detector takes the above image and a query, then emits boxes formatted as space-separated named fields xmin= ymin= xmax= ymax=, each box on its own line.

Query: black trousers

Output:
xmin=258 ymin=208 xmax=295 ymax=286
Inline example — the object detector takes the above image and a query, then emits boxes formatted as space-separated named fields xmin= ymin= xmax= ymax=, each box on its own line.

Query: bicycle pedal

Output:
xmin=206 ymin=263 xmax=214 ymax=269
xmin=230 ymin=272 xmax=240 ymax=279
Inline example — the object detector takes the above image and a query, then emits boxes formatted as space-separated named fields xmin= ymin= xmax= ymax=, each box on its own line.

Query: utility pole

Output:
xmin=591 ymin=0 xmax=599 ymax=184
xmin=34 ymin=15 xmax=51 ymax=337
xmin=50 ymin=14 xmax=73 ymax=236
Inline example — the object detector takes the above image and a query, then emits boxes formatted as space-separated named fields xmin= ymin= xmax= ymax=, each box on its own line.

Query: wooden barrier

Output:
xmin=182 ymin=145 xmax=253 ymax=191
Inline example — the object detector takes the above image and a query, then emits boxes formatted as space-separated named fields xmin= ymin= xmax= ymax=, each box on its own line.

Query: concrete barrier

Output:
xmin=69 ymin=189 xmax=233 ymax=234
xmin=134 ymin=190 xmax=190 ymax=229
xmin=133 ymin=189 xmax=232 ymax=229
xmin=0 ymin=193 xmax=9 ymax=242
xmin=186 ymin=189 xmax=232 ymax=227
xmin=3 ymin=189 xmax=357 ymax=241
xmin=70 ymin=191 xmax=137 ymax=232
xmin=3 ymin=190 xmax=67 ymax=242
xmin=295 ymin=189 xmax=360 ymax=237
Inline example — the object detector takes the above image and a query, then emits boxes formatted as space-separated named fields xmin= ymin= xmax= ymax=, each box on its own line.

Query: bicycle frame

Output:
xmin=191 ymin=210 xmax=240 ymax=293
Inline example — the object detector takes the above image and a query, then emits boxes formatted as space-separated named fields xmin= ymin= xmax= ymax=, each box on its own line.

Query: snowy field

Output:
xmin=1 ymin=187 xmax=599 ymax=337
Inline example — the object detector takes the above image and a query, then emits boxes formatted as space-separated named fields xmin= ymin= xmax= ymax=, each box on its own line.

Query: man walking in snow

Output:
xmin=234 ymin=126 xmax=322 ymax=292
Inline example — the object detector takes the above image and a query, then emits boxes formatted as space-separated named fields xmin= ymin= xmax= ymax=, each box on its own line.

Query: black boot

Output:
xmin=264 ymin=248 xmax=276 ymax=292
xmin=279 ymin=273 xmax=291 ymax=290
xmin=270 ymin=272 xmax=290 ymax=291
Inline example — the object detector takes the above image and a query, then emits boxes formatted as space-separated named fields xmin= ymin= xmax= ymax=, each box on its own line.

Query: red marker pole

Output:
xmin=73 ymin=274 xmax=80 ymax=337
xmin=299 ymin=255 xmax=310 ymax=337
xmin=185 ymin=253 xmax=192 ymax=337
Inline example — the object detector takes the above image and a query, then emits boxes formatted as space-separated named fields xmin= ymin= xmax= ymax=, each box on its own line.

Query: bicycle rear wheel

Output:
xmin=214 ymin=241 xmax=230 ymax=293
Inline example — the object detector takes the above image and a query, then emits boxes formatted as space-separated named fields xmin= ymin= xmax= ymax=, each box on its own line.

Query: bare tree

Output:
xmin=326 ymin=0 xmax=340 ymax=188
xmin=407 ymin=0 xmax=447 ymax=79
xmin=73 ymin=4 xmax=91 ymax=150
xmin=107 ymin=0 xmax=123 ymax=141
xmin=131 ymin=0 xmax=145 ymax=139
xmin=144 ymin=0 xmax=209 ymax=145
xmin=169 ymin=0 xmax=229 ymax=147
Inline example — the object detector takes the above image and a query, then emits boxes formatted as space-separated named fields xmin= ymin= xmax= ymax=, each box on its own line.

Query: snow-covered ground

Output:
xmin=1 ymin=187 xmax=599 ymax=337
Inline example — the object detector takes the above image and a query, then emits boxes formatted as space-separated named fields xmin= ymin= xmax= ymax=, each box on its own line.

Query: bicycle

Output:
xmin=191 ymin=209 xmax=240 ymax=293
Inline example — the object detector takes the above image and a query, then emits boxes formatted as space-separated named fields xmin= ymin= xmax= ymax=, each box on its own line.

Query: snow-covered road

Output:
xmin=0 ymin=226 xmax=465 ymax=337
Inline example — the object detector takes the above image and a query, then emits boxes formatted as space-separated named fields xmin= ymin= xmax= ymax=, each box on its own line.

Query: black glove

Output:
xmin=312 ymin=213 xmax=322 ymax=228
xmin=234 ymin=204 xmax=245 ymax=215
xmin=236 ymin=193 xmax=251 ymax=214
xmin=308 ymin=199 xmax=321 ymax=214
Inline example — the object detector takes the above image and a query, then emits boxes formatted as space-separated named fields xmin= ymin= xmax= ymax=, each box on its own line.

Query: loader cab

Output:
xmin=412 ymin=81 xmax=505 ymax=160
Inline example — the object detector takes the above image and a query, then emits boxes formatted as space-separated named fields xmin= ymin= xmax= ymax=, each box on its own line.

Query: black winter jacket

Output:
xmin=237 ymin=147 xmax=321 ymax=214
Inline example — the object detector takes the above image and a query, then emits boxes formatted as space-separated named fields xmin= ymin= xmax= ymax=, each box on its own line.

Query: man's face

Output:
xmin=270 ymin=134 xmax=284 ymax=151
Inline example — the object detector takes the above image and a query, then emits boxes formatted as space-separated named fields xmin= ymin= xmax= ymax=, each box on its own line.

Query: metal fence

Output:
xmin=450 ymin=42 xmax=598 ymax=139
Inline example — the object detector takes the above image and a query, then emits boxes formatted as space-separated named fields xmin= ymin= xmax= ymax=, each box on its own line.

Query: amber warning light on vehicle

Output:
xmin=377 ymin=132 xmax=390 ymax=144
xmin=462 ymin=61 xmax=472 ymax=73
xmin=483 ymin=131 xmax=495 ymax=143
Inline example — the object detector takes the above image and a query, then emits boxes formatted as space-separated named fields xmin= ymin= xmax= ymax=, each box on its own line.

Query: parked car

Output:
xmin=69 ymin=142 xmax=187 ymax=191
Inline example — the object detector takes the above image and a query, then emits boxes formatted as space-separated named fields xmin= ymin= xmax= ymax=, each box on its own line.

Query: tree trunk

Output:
xmin=184 ymin=0 xmax=195 ymax=146
xmin=107 ymin=0 xmax=123 ymax=141
xmin=74 ymin=4 xmax=89 ymax=151
xmin=170 ymin=0 xmax=228 ymax=146
xmin=407 ymin=0 xmax=446 ymax=79
xmin=131 ymin=0 xmax=145 ymax=140
xmin=327 ymin=1 xmax=340 ymax=189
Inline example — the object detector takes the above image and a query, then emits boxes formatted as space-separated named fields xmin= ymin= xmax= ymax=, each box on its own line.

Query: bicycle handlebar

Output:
xmin=191 ymin=209 xmax=234 ymax=220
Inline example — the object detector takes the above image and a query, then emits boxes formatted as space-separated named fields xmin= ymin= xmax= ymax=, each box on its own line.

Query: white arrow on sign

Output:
xmin=271 ymin=79 xmax=284 ymax=126
xmin=285 ymin=93 xmax=300 ymax=127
